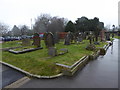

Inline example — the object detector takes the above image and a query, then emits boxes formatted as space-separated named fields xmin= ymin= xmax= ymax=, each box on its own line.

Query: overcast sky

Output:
xmin=0 ymin=0 xmax=119 ymax=29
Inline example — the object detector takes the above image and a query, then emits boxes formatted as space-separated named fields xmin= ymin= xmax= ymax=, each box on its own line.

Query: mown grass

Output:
xmin=2 ymin=39 xmax=107 ymax=76
xmin=114 ymin=35 xmax=120 ymax=39
xmin=1 ymin=40 xmax=22 ymax=48
xmin=0 ymin=40 xmax=33 ymax=48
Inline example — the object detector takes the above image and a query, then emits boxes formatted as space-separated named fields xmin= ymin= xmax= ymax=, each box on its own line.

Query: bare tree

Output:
xmin=105 ymin=24 xmax=111 ymax=31
xmin=33 ymin=14 xmax=68 ymax=34
xmin=11 ymin=25 xmax=20 ymax=36
xmin=19 ymin=25 xmax=30 ymax=35
xmin=0 ymin=22 xmax=9 ymax=36
xmin=47 ymin=16 xmax=68 ymax=34
xmin=33 ymin=14 xmax=51 ymax=33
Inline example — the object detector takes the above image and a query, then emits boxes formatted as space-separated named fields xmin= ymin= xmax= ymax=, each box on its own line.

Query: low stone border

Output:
xmin=103 ymin=43 xmax=110 ymax=51
xmin=89 ymin=50 xmax=100 ymax=60
xmin=0 ymin=46 xmax=23 ymax=51
xmin=56 ymin=43 xmax=111 ymax=76
xmin=0 ymin=61 xmax=63 ymax=79
xmin=99 ymin=43 xmax=110 ymax=55
xmin=9 ymin=47 xmax=43 ymax=54
xmin=56 ymin=56 xmax=89 ymax=76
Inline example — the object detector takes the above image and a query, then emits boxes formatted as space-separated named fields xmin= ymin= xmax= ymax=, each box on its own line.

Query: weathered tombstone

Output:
xmin=86 ymin=44 xmax=96 ymax=51
xmin=74 ymin=32 xmax=79 ymax=43
xmin=82 ymin=32 xmax=87 ymax=40
xmin=78 ymin=33 xmax=83 ymax=42
xmin=100 ymin=30 xmax=105 ymax=41
xmin=33 ymin=33 xmax=41 ymax=47
xmin=86 ymin=31 xmax=96 ymax=51
xmin=48 ymin=47 xmax=57 ymax=56
xmin=21 ymin=35 xmax=31 ymax=46
xmin=88 ymin=31 xmax=94 ymax=44
xmin=22 ymin=38 xmax=31 ymax=46
xmin=69 ymin=32 xmax=74 ymax=43
xmin=106 ymin=32 xmax=110 ymax=40
xmin=44 ymin=32 xmax=55 ymax=48
xmin=59 ymin=48 xmax=68 ymax=54
xmin=54 ymin=32 xmax=60 ymax=43
xmin=64 ymin=32 xmax=71 ymax=45
xmin=88 ymin=35 xmax=92 ymax=44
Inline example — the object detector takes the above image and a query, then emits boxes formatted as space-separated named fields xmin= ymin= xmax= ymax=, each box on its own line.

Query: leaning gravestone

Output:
xmin=33 ymin=33 xmax=41 ymax=47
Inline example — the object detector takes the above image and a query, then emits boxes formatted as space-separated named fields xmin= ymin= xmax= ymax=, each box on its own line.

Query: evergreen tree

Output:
xmin=65 ymin=21 xmax=76 ymax=32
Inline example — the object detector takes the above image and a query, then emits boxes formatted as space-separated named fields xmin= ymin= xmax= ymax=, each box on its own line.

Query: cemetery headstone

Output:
xmin=83 ymin=32 xmax=87 ymax=39
xmin=44 ymin=32 xmax=55 ymax=48
xmin=74 ymin=32 xmax=79 ymax=43
xmin=86 ymin=31 xmax=96 ymax=51
xmin=64 ymin=32 xmax=71 ymax=45
xmin=48 ymin=47 xmax=57 ymax=56
xmin=100 ymin=30 xmax=105 ymax=41
xmin=106 ymin=32 xmax=110 ymax=40
xmin=70 ymin=32 xmax=74 ymax=43
xmin=59 ymin=48 xmax=68 ymax=55
xmin=22 ymin=35 xmax=31 ymax=46
xmin=88 ymin=35 xmax=92 ymax=44
xmin=78 ymin=33 xmax=83 ymax=42
xmin=54 ymin=32 xmax=60 ymax=43
xmin=33 ymin=33 xmax=41 ymax=47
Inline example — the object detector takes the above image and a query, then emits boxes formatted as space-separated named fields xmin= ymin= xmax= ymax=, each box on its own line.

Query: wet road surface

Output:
xmin=19 ymin=39 xmax=119 ymax=88
xmin=0 ymin=64 xmax=25 ymax=88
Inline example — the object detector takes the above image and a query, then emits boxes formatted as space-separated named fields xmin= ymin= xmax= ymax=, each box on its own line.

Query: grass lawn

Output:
xmin=2 ymin=39 xmax=108 ymax=76
xmin=0 ymin=40 xmax=22 ymax=48
xmin=114 ymin=35 xmax=120 ymax=39
xmin=0 ymin=40 xmax=33 ymax=48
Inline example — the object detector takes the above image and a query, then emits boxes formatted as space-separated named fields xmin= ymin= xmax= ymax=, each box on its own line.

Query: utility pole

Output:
xmin=31 ymin=18 xmax=32 ymax=30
